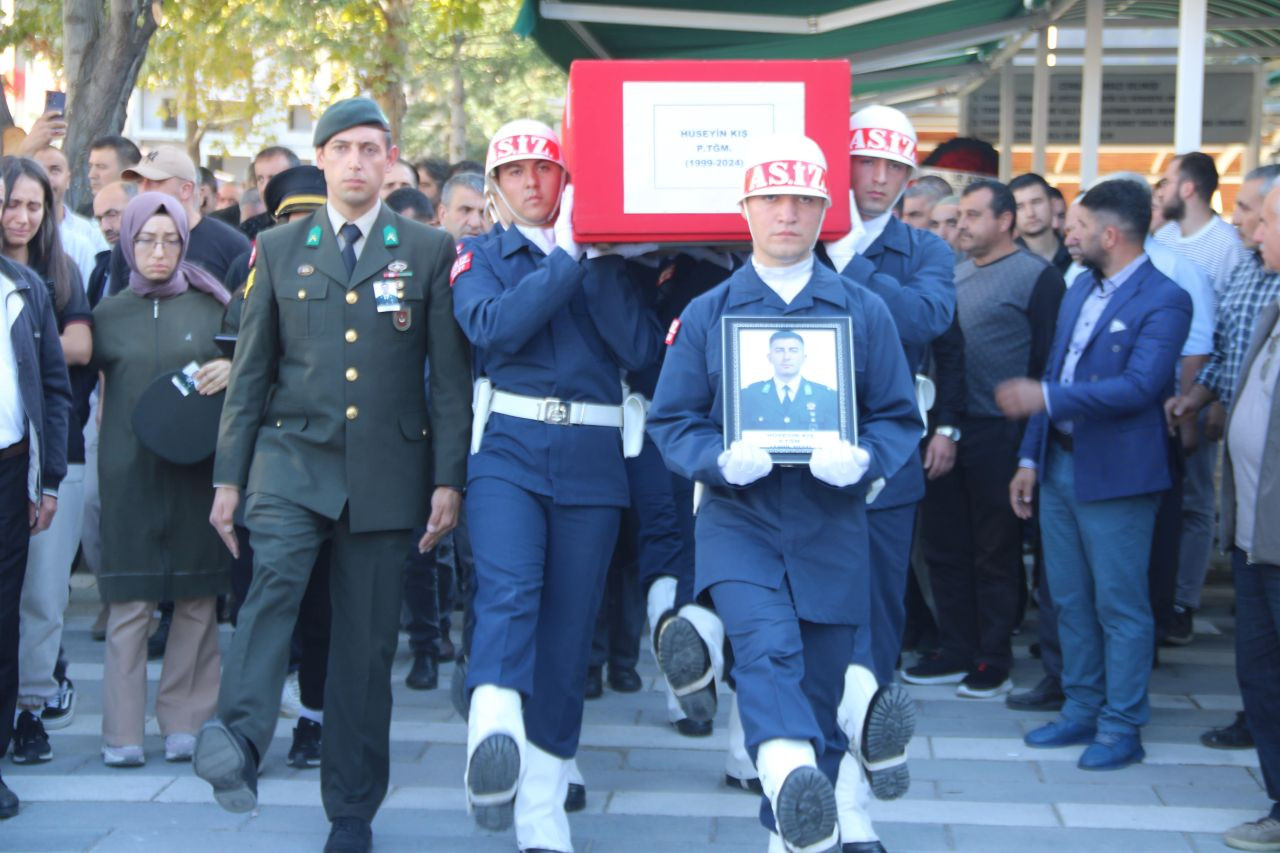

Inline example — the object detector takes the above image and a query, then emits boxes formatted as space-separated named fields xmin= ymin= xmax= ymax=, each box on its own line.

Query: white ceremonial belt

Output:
xmin=490 ymin=389 xmax=624 ymax=428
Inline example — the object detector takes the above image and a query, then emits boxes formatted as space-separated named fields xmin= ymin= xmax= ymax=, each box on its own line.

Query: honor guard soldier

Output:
xmin=195 ymin=98 xmax=472 ymax=853
xmin=647 ymin=134 xmax=921 ymax=853
xmin=452 ymin=119 xmax=660 ymax=853
xmin=816 ymin=105 xmax=956 ymax=850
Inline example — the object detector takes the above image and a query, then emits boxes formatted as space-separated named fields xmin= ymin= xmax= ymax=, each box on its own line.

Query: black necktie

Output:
xmin=339 ymin=222 xmax=361 ymax=276
xmin=782 ymin=387 xmax=792 ymax=406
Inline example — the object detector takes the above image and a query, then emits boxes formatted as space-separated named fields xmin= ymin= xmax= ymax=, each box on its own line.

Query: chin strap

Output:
xmin=486 ymin=170 xmax=566 ymax=229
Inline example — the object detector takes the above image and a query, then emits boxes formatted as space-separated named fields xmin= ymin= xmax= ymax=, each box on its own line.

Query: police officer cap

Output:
xmin=131 ymin=371 xmax=225 ymax=466
xmin=313 ymin=97 xmax=391 ymax=147
xmin=263 ymin=165 xmax=327 ymax=221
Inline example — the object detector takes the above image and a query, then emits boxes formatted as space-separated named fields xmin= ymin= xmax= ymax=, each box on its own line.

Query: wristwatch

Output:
xmin=935 ymin=426 xmax=962 ymax=442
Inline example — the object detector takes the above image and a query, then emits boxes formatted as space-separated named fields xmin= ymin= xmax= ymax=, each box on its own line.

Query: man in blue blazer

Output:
xmin=996 ymin=179 xmax=1192 ymax=771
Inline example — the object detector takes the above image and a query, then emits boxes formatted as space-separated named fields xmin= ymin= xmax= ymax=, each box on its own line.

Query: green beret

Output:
xmin=313 ymin=97 xmax=391 ymax=147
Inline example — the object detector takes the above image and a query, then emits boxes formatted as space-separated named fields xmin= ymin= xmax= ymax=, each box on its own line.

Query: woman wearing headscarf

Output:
xmin=1 ymin=157 xmax=93 ymax=765
xmin=91 ymin=192 xmax=232 ymax=767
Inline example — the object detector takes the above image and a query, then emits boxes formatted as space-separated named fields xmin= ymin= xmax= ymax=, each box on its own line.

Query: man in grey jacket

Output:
xmin=0 ymin=162 xmax=72 ymax=818
xmin=1214 ymin=181 xmax=1280 ymax=853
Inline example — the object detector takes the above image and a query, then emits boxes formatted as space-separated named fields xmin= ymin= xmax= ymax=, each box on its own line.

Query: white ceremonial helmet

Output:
xmin=848 ymin=104 xmax=918 ymax=170
xmin=483 ymin=118 xmax=568 ymax=227
xmin=739 ymin=133 xmax=831 ymax=204
xmin=484 ymin=119 xmax=566 ymax=176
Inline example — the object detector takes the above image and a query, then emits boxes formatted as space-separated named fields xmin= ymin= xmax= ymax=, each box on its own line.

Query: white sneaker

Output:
xmin=280 ymin=672 xmax=302 ymax=719
xmin=102 ymin=744 xmax=145 ymax=767
xmin=164 ymin=733 xmax=196 ymax=762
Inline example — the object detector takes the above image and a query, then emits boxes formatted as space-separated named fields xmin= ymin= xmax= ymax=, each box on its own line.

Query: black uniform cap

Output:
xmin=132 ymin=372 xmax=225 ymax=466
xmin=313 ymin=97 xmax=391 ymax=147
xmin=263 ymin=165 xmax=327 ymax=221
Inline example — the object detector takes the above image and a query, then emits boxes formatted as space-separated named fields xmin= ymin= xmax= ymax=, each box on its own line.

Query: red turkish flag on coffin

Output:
xmin=562 ymin=60 xmax=852 ymax=244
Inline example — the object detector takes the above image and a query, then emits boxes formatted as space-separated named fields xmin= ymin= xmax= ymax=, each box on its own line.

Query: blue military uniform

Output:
xmin=452 ymin=223 xmax=661 ymax=758
xmin=646 ymin=259 xmax=920 ymax=832
xmin=817 ymin=216 xmax=955 ymax=682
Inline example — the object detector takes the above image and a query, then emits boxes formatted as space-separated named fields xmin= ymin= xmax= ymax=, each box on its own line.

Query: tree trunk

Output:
xmin=183 ymin=68 xmax=202 ymax=163
xmin=0 ymin=78 xmax=14 ymax=131
xmin=448 ymin=32 xmax=466 ymax=163
xmin=62 ymin=0 xmax=159 ymax=209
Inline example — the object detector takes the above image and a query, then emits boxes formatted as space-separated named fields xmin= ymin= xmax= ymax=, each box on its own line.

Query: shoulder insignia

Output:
xmin=383 ymin=225 xmax=399 ymax=247
xmin=306 ymin=226 xmax=322 ymax=247
xmin=762 ymin=382 xmax=772 ymax=393
xmin=664 ymin=317 xmax=681 ymax=345
xmin=455 ymin=241 xmax=466 ymax=257
xmin=450 ymin=252 xmax=473 ymax=286
xmin=242 ymin=267 xmax=257 ymax=301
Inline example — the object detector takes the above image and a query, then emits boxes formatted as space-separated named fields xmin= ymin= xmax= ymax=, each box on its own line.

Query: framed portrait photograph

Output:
xmin=721 ymin=315 xmax=857 ymax=464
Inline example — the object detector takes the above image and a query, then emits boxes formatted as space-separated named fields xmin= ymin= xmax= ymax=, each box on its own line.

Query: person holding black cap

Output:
xmin=91 ymin=191 xmax=233 ymax=768
xmin=196 ymin=97 xmax=471 ymax=853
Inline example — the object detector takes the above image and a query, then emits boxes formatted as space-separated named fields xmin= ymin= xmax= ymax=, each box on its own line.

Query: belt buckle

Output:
xmin=541 ymin=398 xmax=569 ymax=425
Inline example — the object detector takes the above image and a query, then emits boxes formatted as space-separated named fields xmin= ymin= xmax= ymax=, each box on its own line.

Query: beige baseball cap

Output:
xmin=122 ymin=145 xmax=198 ymax=185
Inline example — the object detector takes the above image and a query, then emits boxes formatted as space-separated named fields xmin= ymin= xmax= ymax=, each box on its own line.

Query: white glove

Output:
xmin=718 ymin=440 xmax=773 ymax=486
xmin=592 ymin=241 xmax=660 ymax=260
xmin=553 ymin=183 xmax=582 ymax=260
xmin=808 ymin=438 xmax=870 ymax=488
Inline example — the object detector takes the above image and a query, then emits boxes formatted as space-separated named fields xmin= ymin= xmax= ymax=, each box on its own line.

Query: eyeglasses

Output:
xmin=134 ymin=236 xmax=182 ymax=254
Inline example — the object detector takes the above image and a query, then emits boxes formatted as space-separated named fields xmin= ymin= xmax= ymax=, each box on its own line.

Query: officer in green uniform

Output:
xmin=194 ymin=98 xmax=471 ymax=853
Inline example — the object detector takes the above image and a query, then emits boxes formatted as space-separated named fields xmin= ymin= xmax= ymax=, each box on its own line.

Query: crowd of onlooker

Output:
xmin=0 ymin=107 xmax=1277 ymax=851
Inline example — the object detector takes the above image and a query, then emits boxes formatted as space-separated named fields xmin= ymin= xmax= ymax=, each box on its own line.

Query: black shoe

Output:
xmin=324 ymin=817 xmax=372 ymax=853
xmin=564 ymin=781 xmax=586 ymax=813
xmin=656 ymin=614 xmax=717 ymax=722
xmin=0 ymin=774 xmax=16 ymax=819
xmin=584 ymin=667 xmax=603 ymax=700
xmin=467 ymin=734 xmax=519 ymax=831
xmin=956 ymin=663 xmax=1012 ymax=699
xmin=406 ymin=653 xmax=439 ymax=691
xmin=451 ymin=655 xmax=469 ymax=718
xmin=1006 ymin=675 xmax=1065 ymax=711
xmin=843 ymin=843 xmax=887 ymax=852
xmin=674 ymin=718 xmax=713 ymax=737
xmin=902 ymin=651 xmax=967 ymax=685
xmin=608 ymin=665 xmax=642 ymax=693
xmin=194 ymin=719 xmax=258 ymax=813
xmin=1029 ymin=642 xmax=1042 ymax=660
xmin=147 ymin=612 xmax=171 ymax=660
xmin=725 ymin=773 xmax=763 ymax=794
xmin=1201 ymin=712 xmax=1254 ymax=750
xmin=774 ymin=766 xmax=838 ymax=852
xmin=11 ymin=711 xmax=52 ymax=764
xmin=287 ymin=718 xmax=322 ymax=768
xmin=41 ymin=676 xmax=76 ymax=730
xmin=436 ymin=635 xmax=456 ymax=664
xmin=1164 ymin=605 xmax=1194 ymax=646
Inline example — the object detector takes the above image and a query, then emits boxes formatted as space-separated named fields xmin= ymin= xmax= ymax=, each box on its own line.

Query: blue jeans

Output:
xmin=1233 ymin=549 xmax=1280 ymax=808
xmin=1039 ymin=446 xmax=1161 ymax=735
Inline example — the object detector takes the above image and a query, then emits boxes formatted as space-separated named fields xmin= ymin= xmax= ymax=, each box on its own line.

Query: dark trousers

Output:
xmin=464 ymin=477 xmax=618 ymax=757
xmin=0 ymin=453 xmax=30 ymax=756
xmin=591 ymin=511 xmax=644 ymax=671
xmin=218 ymin=493 xmax=408 ymax=821
xmin=709 ymin=578 xmax=854 ymax=834
xmin=230 ymin=526 xmax=331 ymax=711
xmin=403 ymin=527 xmax=445 ymax=657
xmin=1233 ymin=549 xmax=1280 ymax=809
xmin=856 ymin=503 xmax=916 ymax=683
xmin=629 ymin=438 xmax=697 ymax=607
xmin=920 ymin=418 xmax=1024 ymax=670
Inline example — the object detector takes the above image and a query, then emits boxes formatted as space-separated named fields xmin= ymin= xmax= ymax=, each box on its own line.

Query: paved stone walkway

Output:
xmin=0 ymin=571 xmax=1268 ymax=852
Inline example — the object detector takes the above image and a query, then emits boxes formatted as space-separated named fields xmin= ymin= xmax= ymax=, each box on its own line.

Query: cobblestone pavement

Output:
xmin=0 ymin=571 xmax=1266 ymax=852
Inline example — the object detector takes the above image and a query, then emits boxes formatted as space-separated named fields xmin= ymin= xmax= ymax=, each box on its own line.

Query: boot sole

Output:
xmin=194 ymin=723 xmax=257 ymax=813
xmin=774 ymin=766 xmax=839 ymax=853
xmin=861 ymin=684 xmax=916 ymax=801
xmin=467 ymin=734 xmax=519 ymax=831
xmin=657 ymin=617 xmax=717 ymax=723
